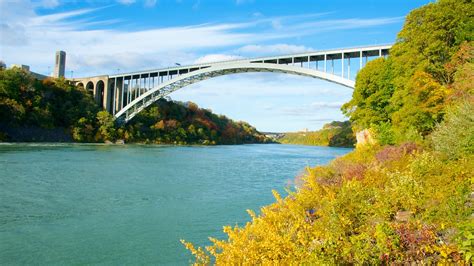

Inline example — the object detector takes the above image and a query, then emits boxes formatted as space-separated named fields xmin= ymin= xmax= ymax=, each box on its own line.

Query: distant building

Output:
xmin=9 ymin=64 xmax=47 ymax=80
xmin=11 ymin=64 xmax=30 ymax=72
xmin=53 ymin=50 xmax=66 ymax=78
xmin=261 ymin=132 xmax=285 ymax=139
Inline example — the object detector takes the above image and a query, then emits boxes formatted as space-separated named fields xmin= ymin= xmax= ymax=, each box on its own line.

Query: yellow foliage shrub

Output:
xmin=182 ymin=144 xmax=473 ymax=264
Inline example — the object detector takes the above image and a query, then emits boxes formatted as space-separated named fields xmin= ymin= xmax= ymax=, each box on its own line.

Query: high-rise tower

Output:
xmin=53 ymin=51 xmax=66 ymax=78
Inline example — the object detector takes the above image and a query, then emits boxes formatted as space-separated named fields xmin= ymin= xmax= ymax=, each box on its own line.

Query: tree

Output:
xmin=342 ymin=0 xmax=473 ymax=142
xmin=72 ymin=117 xmax=95 ymax=142
xmin=447 ymin=41 xmax=474 ymax=98
xmin=96 ymin=111 xmax=115 ymax=141
xmin=0 ymin=98 xmax=25 ymax=125
xmin=431 ymin=99 xmax=474 ymax=159
xmin=187 ymin=101 xmax=199 ymax=112
xmin=391 ymin=71 xmax=450 ymax=137
xmin=387 ymin=0 xmax=473 ymax=138
xmin=341 ymin=58 xmax=394 ymax=131
xmin=390 ymin=0 xmax=473 ymax=87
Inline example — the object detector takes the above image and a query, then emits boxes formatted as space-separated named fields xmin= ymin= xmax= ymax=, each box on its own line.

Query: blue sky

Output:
xmin=0 ymin=0 xmax=431 ymax=132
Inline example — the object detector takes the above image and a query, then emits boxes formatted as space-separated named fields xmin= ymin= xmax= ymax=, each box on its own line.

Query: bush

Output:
xmin=183 ymin=144 xmax=472 ymax=264
xmin=375 ymin=142 xmax=420 ymax=163
xmin=373 ymin=121 xmax=395 ymax=145
xmin=431 ymin=99 xmax=474 ymax=159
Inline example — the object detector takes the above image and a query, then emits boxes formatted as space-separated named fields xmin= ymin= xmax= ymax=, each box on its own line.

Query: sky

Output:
xmin=0 ymin=0 xmax=432 ymax=132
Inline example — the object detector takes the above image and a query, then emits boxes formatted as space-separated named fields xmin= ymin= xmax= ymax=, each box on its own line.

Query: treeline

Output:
xmin=279 ymin=121 xmax=355 ymax=147
xmin=0 ymin=68 xmax=270 ymax=145
xmin=0 ymin=69 xmax=100 ymax=141
xmin=184 ymin=0 xmax=473 ymax=264
xmin=87 ymin=98 xmax=271 ymax=145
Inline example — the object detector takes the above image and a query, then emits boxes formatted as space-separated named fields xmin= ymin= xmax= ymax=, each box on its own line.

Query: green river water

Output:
xmin=0 ymin=143 xmax=352 ymax=265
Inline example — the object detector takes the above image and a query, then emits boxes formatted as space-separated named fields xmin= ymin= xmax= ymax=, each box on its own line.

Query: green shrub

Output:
xmin=373 ymin=121 xmax=395 ymax=145
xmin=431 ymin=99 xmax=474 ymax=159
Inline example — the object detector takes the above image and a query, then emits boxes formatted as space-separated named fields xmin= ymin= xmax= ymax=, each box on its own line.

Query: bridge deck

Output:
xmin=74 ymin=44 xmax=392 ymax=121
xmin=106 ymin=44 xmax=392 ymax=79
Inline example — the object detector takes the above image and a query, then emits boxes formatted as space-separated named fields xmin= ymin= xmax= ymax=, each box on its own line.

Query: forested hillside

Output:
xmin=110 ymin=98 xmax=271 ymax=145
xmin=0 ymin=68 xmax=270 ymax=145
xmin=183 ymin=0 xmax=474 ymax=263
xmin=279 ymin=121 xmax=355 ymax=147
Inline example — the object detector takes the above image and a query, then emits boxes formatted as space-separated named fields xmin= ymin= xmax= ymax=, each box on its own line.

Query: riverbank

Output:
xmin=278 ymin=121 xmax=355 ymax=147
xmin=184 ymin=100 xmax=473 ymax=264
xmin=0 ymin=69 xmax=271 ymax=145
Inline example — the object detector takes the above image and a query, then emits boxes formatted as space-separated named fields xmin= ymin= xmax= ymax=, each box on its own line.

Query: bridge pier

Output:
xmin=72 ymin=76 xmax=109 ymax=111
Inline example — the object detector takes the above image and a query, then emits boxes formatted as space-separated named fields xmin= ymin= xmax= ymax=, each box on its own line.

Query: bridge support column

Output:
xmin=137 ymin=75 xmax=141 ymax=98
xmin=147 ymin=73 xmax=151 ymax=92
xmin=324 ymin=54 xmax=327 ymax=72
xmin=360 ymin=51 xmax=363 ymax=70
xmin=348 ymin=56 xmax=350 ymax=79
xmin=128 ymin=78 xmax=132 ymax=105
xmin=121 ymin=77 xmax=125 ymax=110
xmin=115 ymin=79 xmax=120 ymax=114
xmin=102 ymin=79 xmax=110 ymax=112
xmin=342 ymin=53 xmax=345 ymax=78
xmin=112 ymin=77 xmax=117 ymax=114
xmin=131 ymin=77 xmax=134 ymax=103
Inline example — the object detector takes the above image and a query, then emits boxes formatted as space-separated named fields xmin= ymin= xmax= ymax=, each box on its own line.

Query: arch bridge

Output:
xmin=74 ymin=44 xmax=391 ymax=123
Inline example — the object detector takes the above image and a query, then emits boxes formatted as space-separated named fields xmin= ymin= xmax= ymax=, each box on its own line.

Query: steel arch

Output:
xmin=114 ymin=62 xmax=355 ymax=123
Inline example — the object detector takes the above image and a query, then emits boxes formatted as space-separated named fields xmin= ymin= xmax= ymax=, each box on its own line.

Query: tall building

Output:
xmin=53 ymin=51 xmax=66 ymax=78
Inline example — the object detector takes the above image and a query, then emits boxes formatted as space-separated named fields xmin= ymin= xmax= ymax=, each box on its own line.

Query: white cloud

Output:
xmin=271 ymin=19 xmax=282 ymax=30
xmin=291 ymin=17 xmax=403 ymax=35
xmin=1 ymin=2 xmax=281 ymax=76
xmin=194 ymin=54 xmax=243 ymax=64
xmin=311 ymin=101 xmax=344 ymax=109
xmin=38 ymin=0 xmax=60 ymax=9
xmin=171 ymin=73 xmax=352 ymax=131
xmin=1 ymin=1 xmax=400 ymax=78
xmin=237 ymin=44 xmax=312 ymax=57
xmin=117 ymin=0 xmax=135 ymax=5
xmin=173 ymin=72 xmax=350 ymax=99
xmin=279 ymin=104 xmax=343 ymax=117
xmin=236 ymin=0 xmax=254 ymax=5
xmin=144 ymin=0 xmax=158 ymax=7
xmin=192 ymin=0 xmax=200 ymax=10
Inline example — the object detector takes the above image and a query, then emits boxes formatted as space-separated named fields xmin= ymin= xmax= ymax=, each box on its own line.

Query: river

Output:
xmin=0 ymin=143 xmax=352 ymax=265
